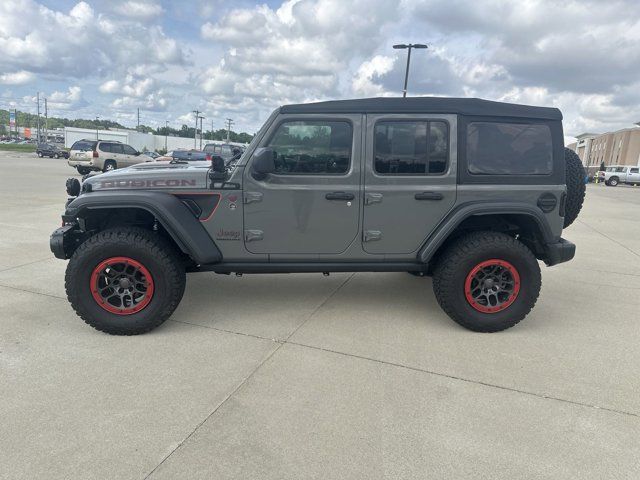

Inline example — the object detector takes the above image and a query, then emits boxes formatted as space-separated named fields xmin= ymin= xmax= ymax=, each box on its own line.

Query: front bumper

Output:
xmin=50 ymin=223 xmax=84 ymax=259
xmin=544 ymin=238 xmax=576 ymax=266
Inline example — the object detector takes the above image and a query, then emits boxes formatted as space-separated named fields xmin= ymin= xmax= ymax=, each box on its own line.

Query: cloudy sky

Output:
xmin=1 ymin=0 xmax=639 ymax=140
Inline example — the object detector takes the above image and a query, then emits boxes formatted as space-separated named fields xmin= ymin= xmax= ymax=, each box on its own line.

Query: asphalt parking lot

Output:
xmin=1 ymin=151 xmax=639 ymax=479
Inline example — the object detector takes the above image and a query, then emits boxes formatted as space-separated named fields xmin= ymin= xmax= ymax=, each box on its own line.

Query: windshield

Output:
xmin=71 ymin=140 xmax=97 ymax=151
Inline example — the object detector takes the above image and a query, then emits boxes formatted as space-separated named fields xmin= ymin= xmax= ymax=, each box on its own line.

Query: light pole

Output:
xmin=95 ymin=116 xmax=99 ymax=140
xmin=392 ymin=43 xmax=428 ymax=97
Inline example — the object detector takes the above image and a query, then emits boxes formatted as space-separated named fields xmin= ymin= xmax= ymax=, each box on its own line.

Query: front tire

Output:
xmin=37 ymin=152 xmax=43 ymax=157
xmin=65 ymin=228 xmax=186 ymax=335
xmin=432 ymin=231 xmax=541 ymax=332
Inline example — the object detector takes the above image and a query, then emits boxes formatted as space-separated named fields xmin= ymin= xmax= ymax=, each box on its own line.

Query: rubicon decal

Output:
xmin=99 ymin=179 xmax=197 ymax=189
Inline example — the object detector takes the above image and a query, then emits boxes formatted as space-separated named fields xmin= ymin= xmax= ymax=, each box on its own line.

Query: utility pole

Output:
xmin=137 ymin=108 xmax=140 ymax=131
xmin=44 ymin=98 xmax=48 ymax=143
xmin=165 ymin=120 xmax=169 ymax=152
xmin=225 ymin=118 xmax=234 ymax=143
xmin=95 ymin=116 xmax=99 ymax=140
xmin=192 ymin=110 xmax=201 ymax=148
xmin=392 ymin=43 xmax=428 ymax=97
xmin=36 ymin=92 xmax=41 ymax=142
xmin=211 ymin=119 xmax=214 ymax=141
xmin=198 ymin=115 xmax=205 ymax=149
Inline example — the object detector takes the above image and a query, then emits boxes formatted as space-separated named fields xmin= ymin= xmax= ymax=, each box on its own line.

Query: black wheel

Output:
xmin=608 ymin=176 xmax=619 ymax=187
xmin=65 ymin=227 xmax=186 ymax=335
xmin=432 ymin=231 xmax=541 ymax=333
xmin=76 ymin=166 xmax=91 ymax=175
xmin=37 ymin=151 xmax=43 ymax=157
xmin=563 ymin=148 xmax=586 ymax=228
xmin=103 ymin=160 xmax=117 ymax=172
xmin=54 ymin=153 xmax=60 ymax=159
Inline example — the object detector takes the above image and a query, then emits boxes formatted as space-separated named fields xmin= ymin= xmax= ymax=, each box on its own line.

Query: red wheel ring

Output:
xmin=90 ymin=257 xmax=154 ymax=315
xmin=464 ymin=259 xmax=520 ymax=314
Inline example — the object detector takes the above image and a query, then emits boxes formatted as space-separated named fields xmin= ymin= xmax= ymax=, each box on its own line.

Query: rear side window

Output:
xmin=267 ymin=120 xmax=352 ymax=175
xmin=100 ymin=143 xmax=112 ymax=153
xmin=71 ymin=140 xmax=96 ymax=151
xmin=467 ymin=122 xmax=552 ymax=175
xmin=374 ymin=121 xmax=448 ymax=175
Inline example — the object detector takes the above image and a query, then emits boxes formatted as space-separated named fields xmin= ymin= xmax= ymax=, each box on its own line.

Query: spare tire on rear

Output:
xmin=563 ymin=147 xmax=586 ymax=228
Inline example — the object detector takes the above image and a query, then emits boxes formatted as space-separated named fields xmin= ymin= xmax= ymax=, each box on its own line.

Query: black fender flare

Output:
xmin=65 ymin=191 xmax=222 ymax=264
xmin=418 ymin=202 xmax=556 ymax=264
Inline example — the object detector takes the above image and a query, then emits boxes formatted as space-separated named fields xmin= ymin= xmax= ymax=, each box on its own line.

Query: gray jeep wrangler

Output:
xmin=51 ymin=97 xmax=585 ymax=335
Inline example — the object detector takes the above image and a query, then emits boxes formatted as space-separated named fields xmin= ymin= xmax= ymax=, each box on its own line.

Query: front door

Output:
xmin=243 ymin=115 xmax=362 ymax=255
xmin=362 ymin=114 xmax=457 ymax=254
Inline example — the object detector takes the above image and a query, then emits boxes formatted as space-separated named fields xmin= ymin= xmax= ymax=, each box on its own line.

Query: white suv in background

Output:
xmin=68 ymin=140 xmax=149 ymax=175
xmin=598 ymin=165 xmax=640 ymax=186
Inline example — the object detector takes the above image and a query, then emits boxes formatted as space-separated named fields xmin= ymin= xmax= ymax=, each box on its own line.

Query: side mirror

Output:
xmin=211 ymin=155 xmax=225 ymax=173
xmin=251 ymin=148 xmax=275 ymax=175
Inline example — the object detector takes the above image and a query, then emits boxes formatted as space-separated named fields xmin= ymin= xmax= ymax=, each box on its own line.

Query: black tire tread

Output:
xmin=433 ymin=231 xmax=541 ymax=332
xmin=563 ymin=148 xmax=586 ymax=228
xmin=65 ymin=227 xmax=185 ymax=335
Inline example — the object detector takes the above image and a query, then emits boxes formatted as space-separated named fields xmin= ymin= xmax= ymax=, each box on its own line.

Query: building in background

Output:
xmin=568 ymin=123 xmax=640 ymax=168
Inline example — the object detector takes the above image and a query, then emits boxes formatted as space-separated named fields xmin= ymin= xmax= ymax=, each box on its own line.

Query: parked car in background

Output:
xmin=67 ymin=139 xmax=150 ymax=174
xmin=141 ymin=151 xmax=160 ymax=159
xmin=597 ymin=165 xmax=640 ymax=186
xmin=203 ymin=143 xmax=244 ymax=164
xmin=36 ymin=143 xmax=69 ymax=159
xmin=155 ymin=149 xmax=208 ymax=162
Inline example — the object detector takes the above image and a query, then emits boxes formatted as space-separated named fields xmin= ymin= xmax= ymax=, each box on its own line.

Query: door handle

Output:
xmin=325 ymin=192 xmax=355 ymax=201
xmin=415 ymin=192 xmax=443 ymax=201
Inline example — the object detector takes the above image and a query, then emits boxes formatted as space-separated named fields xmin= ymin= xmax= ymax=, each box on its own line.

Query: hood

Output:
xmin=83 ymin=161 xmax=211 ymax=192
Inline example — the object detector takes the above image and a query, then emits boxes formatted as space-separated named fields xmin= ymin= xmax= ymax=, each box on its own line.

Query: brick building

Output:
xmin=568 ymin=124 xmax=640 ymax=168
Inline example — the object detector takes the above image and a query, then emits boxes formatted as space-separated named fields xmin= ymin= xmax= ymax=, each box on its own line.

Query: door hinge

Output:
xmin=244 ymin=229 xmax=264 ymax=242
xmin=363 ymin=230 xmax=382 ymax=242
xmin=243 ymin=192 xmax=263 ymax=204
xmin=365 ymin=193 xmax=383 ymax=205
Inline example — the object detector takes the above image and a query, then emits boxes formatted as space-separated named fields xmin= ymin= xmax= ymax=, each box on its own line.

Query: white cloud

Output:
xmin=113 ymin=1 xmax=164 ymax=19
xmin=0 ymin=70 xmax=35 ymax=85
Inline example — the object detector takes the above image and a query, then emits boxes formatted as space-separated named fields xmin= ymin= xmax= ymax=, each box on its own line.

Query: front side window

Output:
xmin=467 ymin=122 xmax=552 ymax=175
xmin=374 ymin=121 xmax=448 ymax=175
xmin=267 ymin=120 xmax=352 ymax=174
xmin=630 ymin=168 xmax=639 ymax=174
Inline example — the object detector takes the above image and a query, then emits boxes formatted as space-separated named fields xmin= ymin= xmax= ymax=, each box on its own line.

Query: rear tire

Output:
xmin=54 ymin=153 xmax=60 ymax=159
xmin=432 ymin=231 xmax=541 ymax=332
xmin=608 ymin=177 xmax=619 ymax=187
xmin=76 ymin=166 xmax=91 ymax=175
xmin=103 ymin=160 xmax=117 ymax=172
xmin=65 ymin=227 xmax=186 ymax=335
xmin=563 ymin=148 xmax=586 ymax=228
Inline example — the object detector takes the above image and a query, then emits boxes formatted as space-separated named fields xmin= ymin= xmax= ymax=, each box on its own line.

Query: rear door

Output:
xmin=362 ymin=114 xmax=457 ymax=254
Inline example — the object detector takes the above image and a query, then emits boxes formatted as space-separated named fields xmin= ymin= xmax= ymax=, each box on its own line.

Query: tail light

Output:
xmin=93 ymin=149 xmax=99 ymax=158
xmin=206 ymin=154 xmax=212 ymax=161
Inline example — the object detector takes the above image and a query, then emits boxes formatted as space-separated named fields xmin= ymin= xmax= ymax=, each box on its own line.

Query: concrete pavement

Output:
xmin=1 ymin=153 xmax=639 ymax=479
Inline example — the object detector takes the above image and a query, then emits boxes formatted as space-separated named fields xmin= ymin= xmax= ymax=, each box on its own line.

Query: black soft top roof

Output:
xmin=280 ymin=97 xmax=562 ymax=120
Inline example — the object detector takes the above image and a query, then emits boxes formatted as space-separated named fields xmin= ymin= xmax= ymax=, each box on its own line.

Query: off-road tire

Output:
xmin=563 ymin=147 xmax=586 ymax=228
xmin=432 ymin=231 xmax=541 ymax=333
xmin=103 ymin=160 xmax=117 ymax=172
xmin=65 ymin=227 xmax=186 ymax=335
